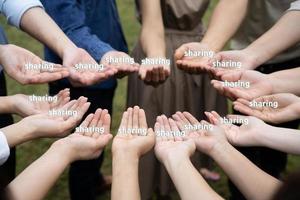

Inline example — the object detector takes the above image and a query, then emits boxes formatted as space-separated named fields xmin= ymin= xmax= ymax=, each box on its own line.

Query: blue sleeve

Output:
xmin=40 ymin=0 xmax=114 ymax=62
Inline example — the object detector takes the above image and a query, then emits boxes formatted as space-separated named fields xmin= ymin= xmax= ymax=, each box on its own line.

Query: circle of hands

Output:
xmin=15 ymin=86 xmax=276 ymax=167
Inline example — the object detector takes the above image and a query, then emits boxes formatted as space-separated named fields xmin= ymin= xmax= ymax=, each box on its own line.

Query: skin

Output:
xmin=0 ymin=89 xmax=71 ymax=117
xmin=174 ymin=0 xmax=248 ymax=73
xmin=210 ymin=10 xmax=300 ymax=76
xmin=210 ymin=70 xmax=273 ymax=101
xmin=111 ymin=106 xmax=155 ymax=200
xmin=0 ymin=97 xmax=90 ymax=147
xmin=154 ymin=115 xmax=223 ymax=200
xmin=173 ymin=111 xmax=282 ymax=200
xmin=3 ymin=110 xmax=112 ymax=200
xmin=233 ymin=93 xmax=300 ymax=124
xmin=0 ymin=44 xmax=69 ymax=85
xmin=20 ymin=7 xmax=118 ymax=87
xmin=206 ymin=111 xmax=300 ymax=155
xmin=137 ymin=0 xmax=170 ymax=86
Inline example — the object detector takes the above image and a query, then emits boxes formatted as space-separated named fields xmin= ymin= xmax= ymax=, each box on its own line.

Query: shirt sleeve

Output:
xmin=41 ymin=0 xmax=114 ymax=62
xmin=0 ymin=0 xmax=44 ymax=28
xmin=288 ymin=0 xmax=300 ymax=11
xmin=0 ymin=131 xmax=10 ymax=166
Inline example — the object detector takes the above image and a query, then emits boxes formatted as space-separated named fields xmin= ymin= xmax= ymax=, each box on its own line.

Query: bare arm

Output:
xmin=201 ymin=0 xmax=249 ymax=52
xmin=243 ymin=11 xmax=300 ymax=69
xmin=20 ymin=7 xmax=75 ymax=58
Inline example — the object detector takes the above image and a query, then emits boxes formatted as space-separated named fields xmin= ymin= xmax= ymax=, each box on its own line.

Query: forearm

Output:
xmin=163 ymin=156 xmax=223 ymax=200
xmin=0 ymin=96 xmax=14 ymax=114
xmin=0 ymin=120 xmax=34 ymax=147
xmin=258 ymin=126 xmax=300 ymax=155
xmin=140 ymin=0 xmax=166 ymax=58
xmin=20 ymin=7 xmax=76 ymax=58
xmin=211 ymin=143 xmax=282 ymax=200
xmin=140 ymin=29 xmax=166 ymax=58
xmin=201 ymin=0 xmax=248 ymax=52
xmin=112 ymin=152 xmax=140 ymax=200
xmin=4 ymin=143 xmax=70 ymax=200
xmin=243 ymin=11 xmax=300 ymax=69
xmin=268 ymin=68 xmax=300 ymax=96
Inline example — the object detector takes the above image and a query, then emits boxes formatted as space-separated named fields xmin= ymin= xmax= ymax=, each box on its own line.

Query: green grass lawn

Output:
xmin=0 ymin=0 xmax=299 ymax=199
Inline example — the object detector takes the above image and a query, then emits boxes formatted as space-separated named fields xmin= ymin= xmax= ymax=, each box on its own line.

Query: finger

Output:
xmin=76 ymin=113 xmax=94 ymax=134
xmin=161 ymin=115 xmax=172 ymax=140
xmin=138 ymin=109 xmax=148 ymax=131
xmin=174 ymin=45 xmax=188 ymax=60
xmin=118 ymin=111 xmax=128 ymax=135
xmin=132 ymin=106 xmax=139 ymax=135
xmin=182 ymin=112 xmax=199 ymax=125
xmin=169 ymin=118 xmax=183 ymax=141
xmin=156 ymin=116 xmax=167 ymax=141
xmin=86 ymin=108 xmax=102 ymax=136
xmin=126 ymin=107 xmax=133 ymax=134
xmin=154 ymin=122 xmax=163 ymax=142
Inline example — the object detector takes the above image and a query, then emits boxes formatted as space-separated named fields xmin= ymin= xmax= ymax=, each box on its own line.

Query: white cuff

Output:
xmin=0 ymin=131 xmax=10 ymax=166
xmin=1 ymin=0 xmax=44 ymax=28
xmin=288 ymin=0 xmax=300 ymax=11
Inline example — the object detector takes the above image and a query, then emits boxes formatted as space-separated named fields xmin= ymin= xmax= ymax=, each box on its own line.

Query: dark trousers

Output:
xmin=229 ymin=58 xmax=300 ymax=200
xmin=49 ymin=82 xmax=115 ymax=200
xmin=0 ymin=71 xmax=15 ymax=189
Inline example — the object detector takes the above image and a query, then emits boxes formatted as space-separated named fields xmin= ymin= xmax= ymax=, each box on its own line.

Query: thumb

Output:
xmin=174 ymin=45 xmax=188 ymax=60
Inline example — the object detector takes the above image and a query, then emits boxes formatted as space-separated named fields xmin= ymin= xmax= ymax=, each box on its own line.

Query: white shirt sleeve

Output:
xmin=288 ymin=0 xmax=300 ymax=11
xmin=0 ymin=0 xmax=43 ymax=28
xmin=0 ymin=131 xmax=10 ymax=166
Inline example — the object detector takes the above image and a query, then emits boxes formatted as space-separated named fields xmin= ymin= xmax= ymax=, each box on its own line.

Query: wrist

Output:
xmin=163 ymin=154 xmax=191 ymax=175
xmin=112 ymin=148 xmax=140 ymax=161
xmin=0 ymin=96 xmax=15 ymax=114
xmin=209 ymin=141 xmax=233 ymax=160
xmin=200 ymin=38 xmax=223 ymax=53
xmin=242 ymin=47 xmax=266 ymax=69
xmin=49 ymin=140 xmax=73 ymax=165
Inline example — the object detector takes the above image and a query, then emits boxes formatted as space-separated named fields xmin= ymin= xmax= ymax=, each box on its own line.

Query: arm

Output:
xmin=243 ymin=11 xmax=300 ymax=69
xmin=0 ymin=96 xmax=14 ymax=114
xmin=139 ymin=0 xmax=165 ymax=58
xmin=269 ymin=67 xmax=300 ymax=96
xmin=258 ymin=126 xmax=300 ymax=155
xmin=210 ymin=142 xmax=282 ymax=200
xmin=163 ymin=151 xmax=222 ymax=200
xmin=201 ymin=0 xmax=248 ymax=52
xmin=138 ymin=0 xmax=170 ymax=86
xmin=0 ymin=97 xmax=90 ymax=147
xmin=112 ymin=151 xmax=140 ymax=200
xmin=111 ymin=106 xmax=155 ymax=200
xmin=3 ymin=111 xmax=112 ymax=200
xmin=172 ymin=112 xmax=282 ymax=200
xmin=174 ymin=0 xmax=248 ymax=73
xmin=155 ymin=115 xmax=222 ymax=200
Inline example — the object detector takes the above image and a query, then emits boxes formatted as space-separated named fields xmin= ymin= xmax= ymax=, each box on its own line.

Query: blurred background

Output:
xmin=0 ymin=0 xmax=299 ymax=199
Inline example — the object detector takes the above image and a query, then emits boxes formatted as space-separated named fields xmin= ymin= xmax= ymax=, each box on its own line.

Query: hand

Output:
xmin=0 ymin=44 xmax=69 ymax=85
xmin=54 ymin=109 xmax=113 ymax=162
xmin=62 ymin=47 xmax=117 ymax=87
xmin=112 ymin=106 xmax=155 ymax=157
xmin=174 ymin=42 xmax=214 ymax=74
xmin=211 ymin=70 xmax=273 ymax=100
xmin=204 ymin=111 xmax=269 ymax=147
xmin=233 ymin=93 xmax=300 ymax=124
xmin=171 ymin=112 xmax=226 ymax=155
xmin=210 ymin=50 xmax=259 ymax=75
xmin=138 ymin=61 xmax=170 ymax=87
xmin=21 ymin=97 xmax=90 ymax=138
xmin=154 ymin=115 xmax=196 ymax=163
xmin=101 ymin=51 xmax=139 ymax=78
xmin=11 ymin=89 xmax=70 ymax=117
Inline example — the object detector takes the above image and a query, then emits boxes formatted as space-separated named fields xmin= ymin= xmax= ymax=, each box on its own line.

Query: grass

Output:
xmin=0 ymin=0 xmax=299 ymax=199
